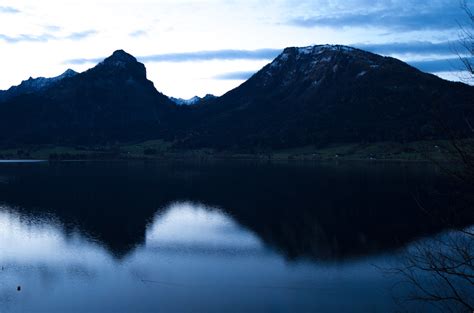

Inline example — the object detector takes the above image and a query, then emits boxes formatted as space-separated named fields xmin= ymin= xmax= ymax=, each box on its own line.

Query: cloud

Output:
xmin=0 ymin=6 xmax=19 ymax=14
xmin=139 ymin=49 xmax=282 ymax=62
xmin=213 ymin=71 xmax=256 ymax=80
xmin=66 ymin=57 xmax=103 ymax=65
xmin=0 ymin=30 xmax=97 ymax=43
xmin=65 ymin=30 xmax=97 ymax=40
xmin=288 ymin=2 xmax=464 ymax=32
xmin=408 ymin=57 xmax=473 ymax=73
xmin=62 ymin=43 xmax=474 ymax=77
xmin=65 ymin=48 xmax=283 ymax=64
xmin=44 ymin=25 xmax=62 ymax=32
xmin=0 ymin=33 xmax=55 ymax=43
xmin=354 ymin=41 xmax=458 ymax=56
xmin=129 ymin=30 xmax=147 ymax=37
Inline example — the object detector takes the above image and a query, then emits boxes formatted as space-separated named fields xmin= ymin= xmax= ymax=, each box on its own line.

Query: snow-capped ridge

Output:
xmin=23 ymin=69 xmax=78 ymax=88
xmin=282 ymin=44 xmax=357 ymax=56
xmin=25 ymin=69 xmax=77 ymax=87
xmin=169 ymin=94 xmax=216 ymax=106
xmin=0 ymin=69 xmax=79 ymax=102
xmin=259 ymin=44 xmax=385 ymax=88
xmin=60 ymin=69 xmax=78 ymax=78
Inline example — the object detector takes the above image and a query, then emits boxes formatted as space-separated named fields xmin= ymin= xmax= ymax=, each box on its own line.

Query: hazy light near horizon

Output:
xmin=0 ymin=0 xmax=471 ymax=98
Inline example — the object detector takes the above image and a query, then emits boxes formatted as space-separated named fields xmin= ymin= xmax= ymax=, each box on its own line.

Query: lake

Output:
xmin=0 ymin=160 xmax=470 ymax=313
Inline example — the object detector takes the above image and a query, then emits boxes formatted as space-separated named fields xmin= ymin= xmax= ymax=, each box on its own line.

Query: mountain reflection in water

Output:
xmin=0 ymin=160 xmax=471 ymax=313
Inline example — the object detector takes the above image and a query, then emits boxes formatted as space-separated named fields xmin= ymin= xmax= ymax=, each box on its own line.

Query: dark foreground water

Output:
xmin=0 ymin=160 xmax=471 ymax=313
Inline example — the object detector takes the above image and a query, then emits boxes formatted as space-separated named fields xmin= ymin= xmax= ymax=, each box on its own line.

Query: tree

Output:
xmin=391 ymin=2 xmax=474 ymax=312
xmin=459 ymin=0 xmax=474 ymax=78
xmin=394 ymin=226 xmax=474 ymax=312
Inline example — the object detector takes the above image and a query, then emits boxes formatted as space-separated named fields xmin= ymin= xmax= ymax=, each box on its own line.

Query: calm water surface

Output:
xmin=0 ymin=160 xmax=469 ymax=313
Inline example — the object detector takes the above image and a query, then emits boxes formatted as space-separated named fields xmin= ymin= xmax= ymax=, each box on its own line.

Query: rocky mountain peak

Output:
xmin=94 ymin=50 xmax=147 ymax=80
xmin=254 ymin=44 xmax=388 ymax=89
xmin=103 ymin=50 xmax=138 ymax=66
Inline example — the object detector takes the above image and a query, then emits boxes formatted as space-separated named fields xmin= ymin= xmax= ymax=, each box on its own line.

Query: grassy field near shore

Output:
xmin=0 ymin=139 xmax=472 ymax=162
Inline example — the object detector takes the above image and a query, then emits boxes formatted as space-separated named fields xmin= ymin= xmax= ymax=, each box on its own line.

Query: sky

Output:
xmin=0 ymin=0 xmax=472 ymax=98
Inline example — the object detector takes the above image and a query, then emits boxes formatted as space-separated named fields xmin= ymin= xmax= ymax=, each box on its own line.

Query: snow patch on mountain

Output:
xmin=357 ymin=71 xmax=367 ymax=78
xmin=256 ymin=44 xmax=387 ymax=89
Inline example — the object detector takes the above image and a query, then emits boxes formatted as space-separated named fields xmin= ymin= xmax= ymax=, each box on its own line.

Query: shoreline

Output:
xmin=0 ymin=138 xmax=471 ymax=163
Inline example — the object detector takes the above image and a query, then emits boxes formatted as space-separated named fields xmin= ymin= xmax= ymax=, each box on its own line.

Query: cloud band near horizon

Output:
xmin=287 ymin=2 xmax=465 ymax=33
xmin=0 ymin=6 xmax=19 ymax=14
xmin=64 ymin=41 xmax=470 ymax=73
xmin=65 ymin=49 xmax=284 ymax=65
xmin=0 ymin=30 xmax=97 ymax=43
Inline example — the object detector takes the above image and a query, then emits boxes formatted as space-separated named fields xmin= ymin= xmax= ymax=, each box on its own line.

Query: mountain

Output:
xmin=0 ymin=45 xmax=473 ymax=149
xmin=179 ymin=45 xmax=474 ymax=149
xmin=170 ymin=96 xmax=201 ymax=106
xmin=169 ymin=94 xmax=216 ymax=106
xmin=0 ymin=69 xmax=77 ymax=103
xmin=0 ymin=50 xmax=176 ymax=145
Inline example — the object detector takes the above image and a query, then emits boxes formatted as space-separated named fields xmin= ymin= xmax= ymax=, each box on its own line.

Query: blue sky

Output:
xmin=0 ymin=0 xmax=472 ymax=98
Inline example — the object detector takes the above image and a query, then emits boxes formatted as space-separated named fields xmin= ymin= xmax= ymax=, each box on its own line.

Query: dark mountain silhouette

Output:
xmin=0 ymin=46 xmax=472 ymax=148
xmin=0 ymin=50 xmax=175 ymax=145
xmin=179 ymin=45 xmax=474 ymax=149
